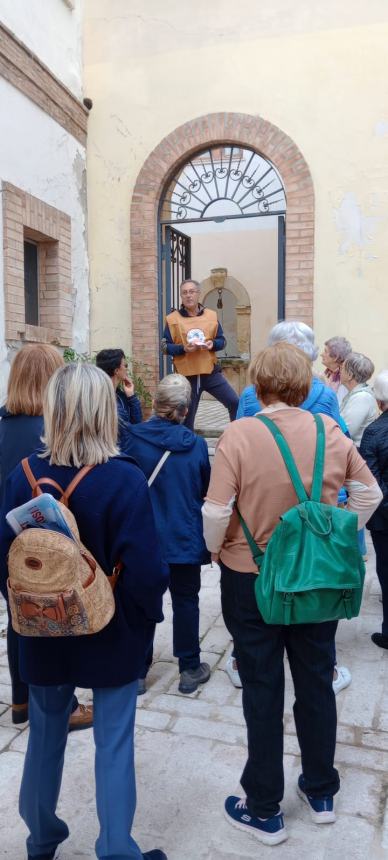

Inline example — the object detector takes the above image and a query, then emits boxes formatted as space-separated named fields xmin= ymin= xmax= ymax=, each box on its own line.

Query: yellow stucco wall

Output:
xmin=84 ymin=1 xmax=388 ymax=375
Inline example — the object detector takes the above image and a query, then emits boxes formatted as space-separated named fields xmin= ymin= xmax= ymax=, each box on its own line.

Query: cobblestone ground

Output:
xmin=1 ymin=537 xmax=388 ymax=859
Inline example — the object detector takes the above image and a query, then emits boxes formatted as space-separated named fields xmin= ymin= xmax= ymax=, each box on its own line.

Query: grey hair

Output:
xmin=41 ymin=363 xmax=119 ymax=466
xmin=153 ymin=373 xmax=192 ymax=423
xmin=343 ymin=352 xmax=375 ymax=384
xmin=373 ymin=370 xmax=388 ymax=404
xmin=268 ymin=321 xmax=319 ymax=362
xmin=325 ymin=336 xmax=352 ymax=364
xmin=180 ymin=279 xmax=201 ymax=293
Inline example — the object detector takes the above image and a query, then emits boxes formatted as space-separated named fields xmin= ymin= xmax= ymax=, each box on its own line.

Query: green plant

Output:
xmin=63 ymin=348 xmax=152 ymax=407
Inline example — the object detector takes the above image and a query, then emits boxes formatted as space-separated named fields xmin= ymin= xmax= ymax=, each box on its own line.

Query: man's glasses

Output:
xmin=181 ymin=290 xmax=198 ymax=297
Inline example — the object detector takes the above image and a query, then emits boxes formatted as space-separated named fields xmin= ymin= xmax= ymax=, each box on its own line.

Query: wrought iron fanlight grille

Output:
xmin=160 ymin=145 xmax=286 ymax=222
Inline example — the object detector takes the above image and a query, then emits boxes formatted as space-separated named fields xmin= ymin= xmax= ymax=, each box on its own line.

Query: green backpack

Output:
xmin=238 ymin=413 xmax=365 ymax=625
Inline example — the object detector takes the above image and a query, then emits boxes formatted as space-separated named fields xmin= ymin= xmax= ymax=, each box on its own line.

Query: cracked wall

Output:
xmin=84 ymin=0 xmax=388 ymax=373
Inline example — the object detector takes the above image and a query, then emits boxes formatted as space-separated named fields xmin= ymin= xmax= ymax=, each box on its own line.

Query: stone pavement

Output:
xmin=1 ymin=538 xmax=388 ymax=859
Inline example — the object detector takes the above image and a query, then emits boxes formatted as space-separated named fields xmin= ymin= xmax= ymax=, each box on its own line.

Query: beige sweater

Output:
xmin=203 ymin=406 xmax=380 ymax=573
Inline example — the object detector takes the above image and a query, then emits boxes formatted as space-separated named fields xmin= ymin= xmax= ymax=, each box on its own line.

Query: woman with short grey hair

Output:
xmin=360 ymin=369 xmax=388 ymax=651
xmin=123 ymin=373 xmax=212 ymax=695
xmin=340 ymin=352 xmax=377 ymax=446
xmin=321 ymin=337 xmax=352 ymax=405
xmin=268 ymin=320 xmax=319 ymax=362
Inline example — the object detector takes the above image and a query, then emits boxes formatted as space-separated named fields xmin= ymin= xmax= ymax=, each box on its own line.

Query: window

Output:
xmin=23 ymin=241 xmax=39 ymax=326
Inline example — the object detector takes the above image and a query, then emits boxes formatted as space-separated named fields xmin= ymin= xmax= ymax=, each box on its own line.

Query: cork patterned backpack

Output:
xmin=7 ymin=459 xmax=119 ymax=638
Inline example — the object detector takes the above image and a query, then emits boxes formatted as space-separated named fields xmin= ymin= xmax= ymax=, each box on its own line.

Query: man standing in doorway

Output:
xmin=162 ymin=279 xmax=239 ymax=430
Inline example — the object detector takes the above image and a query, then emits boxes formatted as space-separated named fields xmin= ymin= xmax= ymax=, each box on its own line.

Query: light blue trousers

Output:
xmin=20 ymin=681 xmax=143 ymax=860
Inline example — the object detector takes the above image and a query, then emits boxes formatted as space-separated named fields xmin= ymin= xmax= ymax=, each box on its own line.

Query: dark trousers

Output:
xmin=184 ymin=366 xmax=239 ymax=430
xmin=371 ymin=530 xmax=388 ymax=636
xmin=220 ymin=562 xmax=340 ymax=818
xmin=145 ymin=563 xmax=201 ymax=674
xmin=7 ymin=615 xmax=78 ymax=714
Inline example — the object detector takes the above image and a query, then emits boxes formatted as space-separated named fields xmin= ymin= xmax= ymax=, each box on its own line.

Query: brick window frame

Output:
xmin=2 ymin=182 xmax=73 ymax=346
xmin=130 ymin=112 xmax=314 ymax=391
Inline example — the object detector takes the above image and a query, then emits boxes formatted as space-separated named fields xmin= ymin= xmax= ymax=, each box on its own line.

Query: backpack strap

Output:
xmin=236 ymin=507 xmax=265 ymax=568
xmin=255 ymin=414 xmax=309 ymax=503
xmin=310 ymin=414 xmax=326 ymax=502
xmin=21 ymin=458 xmax=94 ymax=507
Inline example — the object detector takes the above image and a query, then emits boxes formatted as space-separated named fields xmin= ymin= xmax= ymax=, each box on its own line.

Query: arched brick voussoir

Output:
xmin=130 ymin=112 xmax=314 ymax=386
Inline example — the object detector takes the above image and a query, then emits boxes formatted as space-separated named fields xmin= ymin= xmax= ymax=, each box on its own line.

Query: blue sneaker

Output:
xmin=297 ymin=775 xmax=336 ymax=824
xmin=224 ymin=796 xmax=288 ymax=845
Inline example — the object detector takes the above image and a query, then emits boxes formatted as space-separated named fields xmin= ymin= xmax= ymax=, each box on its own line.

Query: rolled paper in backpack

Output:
xmin=186 ymin=328 xmax=206 ymax=348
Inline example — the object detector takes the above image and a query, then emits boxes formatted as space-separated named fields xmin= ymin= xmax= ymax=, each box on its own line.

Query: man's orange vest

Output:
xmin=166 ymin=308 xmax=219 ymax=376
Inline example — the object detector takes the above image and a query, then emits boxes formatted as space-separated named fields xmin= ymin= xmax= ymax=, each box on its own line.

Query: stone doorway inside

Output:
xmin=159 ymin=144 xmax=286 ymax=433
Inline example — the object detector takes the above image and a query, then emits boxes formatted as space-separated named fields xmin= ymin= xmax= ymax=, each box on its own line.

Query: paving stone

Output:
xmin=0 ymin=725 xmax=19 ymax=752
xmin=198 ymin=669 xmax=237 ymax=706
xmin=0 ymin=683 xmax=12 ymax=705
xmin=9 ymin=729 xmax=29 ymax=753
xmin=200 ymin=624 xmax=231 ymax=654
xmin=338 ymin=659 xmax=386 ymax=728
xmin=150 ymin=693 xmax=246 ymax=727
xmin=135 ymin=709 xmax=171 ymax=731
xmin=338 ymin=767 xmax=383 ymax=821
xmin=171 ymin=715 xmax=247 ymax=745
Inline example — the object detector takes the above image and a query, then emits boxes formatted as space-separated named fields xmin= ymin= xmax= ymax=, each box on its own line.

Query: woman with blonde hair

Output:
xmin=0 ymin=362 xmax=169 ymax=860
xmin=203 ymin=342 xmax=381 ymax=846
xmin=0 ymin=344 xmax=90 ymax=731
xmin=124 ymin=373 xmax=211 ymax=695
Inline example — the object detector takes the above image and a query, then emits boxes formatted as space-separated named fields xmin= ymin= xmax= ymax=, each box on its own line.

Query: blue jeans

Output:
xmin=184 ymin=366 xmax=239 ymax=430
xmin=20 ymin=682 xmax=142 ymax=860
xmin=221 ymin=562 xmax=340 ymax=818
xmin=145 ymin=563 xmax=201 ymax=674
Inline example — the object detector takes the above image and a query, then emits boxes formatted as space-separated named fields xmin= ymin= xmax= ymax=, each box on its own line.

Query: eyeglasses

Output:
xmin=181 ymin=290 xmax=199 ymax=297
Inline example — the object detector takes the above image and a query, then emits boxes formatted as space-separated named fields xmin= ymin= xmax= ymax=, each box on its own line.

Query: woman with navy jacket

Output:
xmin=0 ymin=363 xmax=169 ymax=860
xmin=0 ymin=344 xmax=92 ymax=732
xmin=124 ymin=374 xmax=211 ymax=695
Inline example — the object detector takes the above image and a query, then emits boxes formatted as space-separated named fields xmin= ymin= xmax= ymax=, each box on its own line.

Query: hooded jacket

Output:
xmin=123 ymin=416 xmax=211 ymax=565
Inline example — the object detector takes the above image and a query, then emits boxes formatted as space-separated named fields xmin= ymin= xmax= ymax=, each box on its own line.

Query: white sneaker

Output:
xmin=332 ymin=665 xmax=351 ymax=695
xmin=226 ymin=655 xmax=242 ymax=688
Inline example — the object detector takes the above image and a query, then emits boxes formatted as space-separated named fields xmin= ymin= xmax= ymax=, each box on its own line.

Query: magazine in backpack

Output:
xmin=6 ymin=459 xmax=116 ymax=638
xmin=238 ymin=413 xmax=365 ymax=625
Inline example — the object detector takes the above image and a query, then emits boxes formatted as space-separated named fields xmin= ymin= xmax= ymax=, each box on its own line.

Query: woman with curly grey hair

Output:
xmin=340 ymin=352 xmax=378 ymax=446
xmin=321 ymin=337 xmax=352 ymax=405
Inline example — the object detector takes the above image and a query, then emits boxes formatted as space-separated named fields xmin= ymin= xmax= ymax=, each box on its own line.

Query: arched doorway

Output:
xmin=130 ymin=112 xmax=314 ymax=391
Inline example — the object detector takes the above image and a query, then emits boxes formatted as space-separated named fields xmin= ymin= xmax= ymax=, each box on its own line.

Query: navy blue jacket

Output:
xmin=116 ymin=388 xmax=142 ymax=453
xmin=0 ymin=408 xmax=44 ymax=505
xmin=0 ymin=454 xmax=169 ymax=688
xmin=122 ymin=416 xmax=211 ymax=565
xmin=360 ymin=411 xmax=388 ymax=532
xmin=163 ymin=304 xmax=226 ymax=357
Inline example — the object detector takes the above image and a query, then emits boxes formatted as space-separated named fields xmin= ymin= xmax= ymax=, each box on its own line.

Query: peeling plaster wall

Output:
xmin=0 ymin=79 xmax=89 ymax=399
xmin=0 ymin=0 xmax=83 ymax=98
xmin=84 ymin=0 xmax=388 ymax=374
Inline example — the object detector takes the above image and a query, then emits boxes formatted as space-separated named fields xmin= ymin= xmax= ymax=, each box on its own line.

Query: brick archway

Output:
xmin=130 ymin=112 xmax=314 ymax=388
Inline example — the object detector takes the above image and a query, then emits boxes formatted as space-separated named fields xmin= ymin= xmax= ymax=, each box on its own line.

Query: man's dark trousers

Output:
xmin=370 ymin=530 xmax=388 ymax=636
xmin=220 ymin=562 xmax=340 ymax=818
xmin=184 ymin=366 xmax=239 ymax=430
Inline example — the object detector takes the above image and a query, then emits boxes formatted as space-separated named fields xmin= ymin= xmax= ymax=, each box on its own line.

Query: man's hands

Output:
xmin=211 ymin=552 xmax=220 ymax=563
xmin=122 ymin=377 xmax=135 ymax=397
xmin=184 ymin=340 xmax=213 ymax=352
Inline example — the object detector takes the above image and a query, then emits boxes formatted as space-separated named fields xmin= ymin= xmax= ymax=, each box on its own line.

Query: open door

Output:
xmin=159 ymin=225 xmax=191 ymax=375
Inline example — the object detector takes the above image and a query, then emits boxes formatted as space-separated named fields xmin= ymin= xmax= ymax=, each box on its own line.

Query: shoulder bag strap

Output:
xmin=236 ymin=506 xmax=265 ymax=568
xmin=255 ymin=414 xmax=309 ymax=503
xmin=21 ymin=458 xmax=94 ymax=507
xmin=148 ymin=451 xmax=171 ymax=487
xmin=310 ymin=414 xmax=325 ymax=502
xmin=62 ymin=466 xmax=95 ymax=505
xmin=21 ymin=458 xmax=65 ymax=499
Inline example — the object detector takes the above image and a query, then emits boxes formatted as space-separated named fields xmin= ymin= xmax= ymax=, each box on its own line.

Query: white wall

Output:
xmin=0 ymin=79 xmax=89 ymax=399
xmin=0 ymin=0 xmax=83 ymax=99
